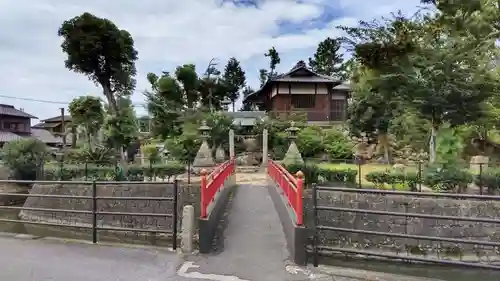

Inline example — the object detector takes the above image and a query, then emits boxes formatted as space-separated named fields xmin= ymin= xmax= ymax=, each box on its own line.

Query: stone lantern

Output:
xmin=282 ymin=121 xmax=304 ymax=165
xmin=193 ymin=120 xmax=215 ymax=168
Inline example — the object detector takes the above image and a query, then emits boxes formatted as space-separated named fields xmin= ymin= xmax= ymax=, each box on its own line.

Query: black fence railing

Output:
xmin=0 ymin=180 xmax=179 ymax=250
xmin=294 ymin=158 xmax=496 ymax=194
xmin=310 ymin=185 xmax=500 ymax=270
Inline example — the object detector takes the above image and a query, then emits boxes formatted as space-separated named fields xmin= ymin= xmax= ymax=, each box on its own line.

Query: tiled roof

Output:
xmin=0 ymin=129 xmax=62 ymax=144
xmin=333 ymin=82 xmax=351 ymax=90
xmin=30 ymin=129 xmax=62 ymax=144
xmin=0 ymin=131 xmax=23 ymax=143
xmin=0 ymin=104 xmax=37 ymax=118
xmin=41 ymin=115 xmax=72 ymax=122
xmin=32 ymin=122 xmax=60 ymax=128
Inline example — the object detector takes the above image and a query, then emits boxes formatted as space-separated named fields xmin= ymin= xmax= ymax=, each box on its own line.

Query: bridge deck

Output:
xmin=183 ymin=184 xmax=313 ymax=281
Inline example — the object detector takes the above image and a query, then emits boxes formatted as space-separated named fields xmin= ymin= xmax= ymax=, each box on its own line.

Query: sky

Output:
xmin=0 ymin=0 xmax=424 ymax=121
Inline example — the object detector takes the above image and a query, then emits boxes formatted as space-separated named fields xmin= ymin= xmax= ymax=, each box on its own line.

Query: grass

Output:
xmin=317 ymin=162 xmax=418 ymax=190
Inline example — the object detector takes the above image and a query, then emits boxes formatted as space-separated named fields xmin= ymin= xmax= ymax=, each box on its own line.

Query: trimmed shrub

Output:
xmin=43 ymin=162 xmax=185 ymax=181
xmin=283 ymin=162 xmax=357 ymax=187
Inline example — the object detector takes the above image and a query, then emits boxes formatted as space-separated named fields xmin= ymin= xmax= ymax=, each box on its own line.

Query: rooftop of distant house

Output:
xmin=0 ymin=104 xmax=37 ymax=118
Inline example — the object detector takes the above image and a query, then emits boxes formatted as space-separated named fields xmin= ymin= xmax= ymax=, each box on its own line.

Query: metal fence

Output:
xmin=310 ymin=185 xmax=500 ymax=270
xmin=0 ymin=180 xmax=179 ymax=250
xmin=299 ymin=158 xmax=497 ymax=194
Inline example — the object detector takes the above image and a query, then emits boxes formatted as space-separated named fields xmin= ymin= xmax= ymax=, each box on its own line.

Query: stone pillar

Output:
xmin=262 ymin=129 xmax=268 ymax=166
xmin=229 ymin=129 xmax=235 ymax=159
xmin=192 ymin=121 xmax=215 ymax=168
xmin=181 ymin=205 xmax=195 ymax=253
xmin=282 ymin=121 xmax=304 ymax=165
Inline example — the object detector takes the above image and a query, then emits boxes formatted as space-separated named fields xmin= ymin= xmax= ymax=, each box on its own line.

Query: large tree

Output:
xmin=58 ymin=12 xmax=138 ymax=165
xmin=145 ymin=72 xmax=184 ymax=138
xmin=265 ymin=47 xmax=281 ymax=78
xmin=308 ymin=37 xmax=346 ymax=79
xmin=222 ymin=57 xmax=246 ymax=111
xmin=175 ymin=64 xmax=199 ymax=109
xmin=68 ymin=96 xmax=104 ymax=151
xmin=58 ymin=12 xmax=138 ymax=115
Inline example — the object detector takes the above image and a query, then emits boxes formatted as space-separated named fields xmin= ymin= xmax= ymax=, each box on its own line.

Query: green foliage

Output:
xmin=104 ymin=97 xmax=139 ymax=148
xmin=145 ymin=72 xmax=184 ymax=138
xmin=283 ymin=162 xmax=357 ymax=187
xmin=423 ymin=166 xmax=473 ymax=192
xmin=175 ymin=64 xmax=199 ymax=108
xmin=322 ymin=129 xmax=353 ymax=160
xmin=0 ymin=139 xmax=48 ymax=180
xmin=43 ymin=162 xmax=185 ymax=181
xmin=308 ymin=37 xmax=346 ymax=79
xmin=68 ymin=96 xmax=104 ymax=150
xmin=296 ymin=126 xmax=323 ymax=158
xmin=222 ymin=57 xmax=246 ymax=110
xmin=141 ymin=144 xmax=161 ymax=163
xmin=264 ymin=47 xmax=280 ymax=77
xmin=477 ymin=168 xmax=500 ymax=193
xmin=164 ymin=123 xmax=201 ymax=164
xmin=70 ymin=144 xmax=115 ymax=163
xmin=58 ymin=12 xmax=138 ymax=114
xmin=365 ymin=170 xmax=419 ymax=191
xmin=435 ymin=126 xmax=464 ymax=167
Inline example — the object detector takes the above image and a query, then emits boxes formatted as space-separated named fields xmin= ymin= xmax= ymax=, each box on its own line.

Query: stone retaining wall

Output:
xmin=303 ymin=189 xmax=500 ymax=261
xmin=19 ymin=182 xmax=201 ymax=243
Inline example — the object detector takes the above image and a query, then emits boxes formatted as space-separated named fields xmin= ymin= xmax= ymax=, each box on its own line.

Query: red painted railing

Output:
xmin=267 ymin=159 xmax=304 ymax=226
xmin=200 ymin=158 xmax=236 ymax=218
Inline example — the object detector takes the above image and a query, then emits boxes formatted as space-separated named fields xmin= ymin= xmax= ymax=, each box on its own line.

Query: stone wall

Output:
xmin=303 ymin=189 xmax=500 ymax=261
xmin=19 ymin=181 xmax=201 ymax=244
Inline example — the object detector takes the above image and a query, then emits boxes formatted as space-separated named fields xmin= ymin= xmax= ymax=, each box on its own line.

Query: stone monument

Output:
xmin=261 ymin=128 xmax=268 ymax=167
xmin=215 ymin=145 xmax=225 ymax=163
xmin=192 ymin=121 xmax=215 ymax=169
xmin=229 ymin=129 xmax=235 ymax=159
xmin=282 ymin=121 xmax=304 ymax=165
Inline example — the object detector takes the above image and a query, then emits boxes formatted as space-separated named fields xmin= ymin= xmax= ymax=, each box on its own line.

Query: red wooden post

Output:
xmin=200 ymin=168 xmax=208 ymax=218
xmin=295 ymin=170 xmax=304 ymax=226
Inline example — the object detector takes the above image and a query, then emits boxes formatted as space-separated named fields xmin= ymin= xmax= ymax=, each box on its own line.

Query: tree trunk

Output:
xmin=232 ymin=102 xmax=235 ymax=112
xmin=429 ymin=125 xmax=438 ymax=163
xmin=71 ymin=126 xmax=77 ymax=147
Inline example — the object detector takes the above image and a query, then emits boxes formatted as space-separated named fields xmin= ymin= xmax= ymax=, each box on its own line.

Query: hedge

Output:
xmin=283 ymin=162 xmax=357 ymax=187
xmin=365 ymin=170 xmax=419 ymax=191
xmin=365 ymin=166 xmax=474 ymax=192
xmin=43 ymin=162 xmax=186 ymax=181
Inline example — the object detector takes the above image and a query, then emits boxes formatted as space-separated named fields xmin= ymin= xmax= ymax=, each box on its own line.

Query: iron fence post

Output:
xmin=172 ymin=180 xmax=179 ymax=250
xmin=479 ymin=163 xmax=483 ymax=195
xmin=92 ymin=180 xmax=97 ymax=244
xmin=357 ymin=163 xmax=362 ymax=189
xmin=418 ymin=161 xmax=422 ymax=192
xmin=312 ymin=183 xmax=319 ymax=267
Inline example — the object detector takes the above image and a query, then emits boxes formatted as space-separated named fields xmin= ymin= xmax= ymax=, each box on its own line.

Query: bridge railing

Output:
xmin=267 ymin=159 xmax=304 ymax=226
xmin=200 ymin=158 xmax=236 ymax=218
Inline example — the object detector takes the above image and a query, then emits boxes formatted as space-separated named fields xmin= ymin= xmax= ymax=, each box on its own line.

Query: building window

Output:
xmin=291 ymin=94 xmax=315 ymax=109
xmin=331 ymin=99 xmax=346 ymax=121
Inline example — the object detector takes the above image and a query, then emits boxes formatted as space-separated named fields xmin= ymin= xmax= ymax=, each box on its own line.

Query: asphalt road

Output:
xmin=0 ymin=235 xmax=185 ymax=281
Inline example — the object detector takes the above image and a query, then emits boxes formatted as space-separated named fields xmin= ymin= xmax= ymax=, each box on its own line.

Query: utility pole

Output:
xmin=60 ymin=108 xmax=66 ymax=147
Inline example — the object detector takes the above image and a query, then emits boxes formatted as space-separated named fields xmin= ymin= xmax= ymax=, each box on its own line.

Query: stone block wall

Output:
xmin=303 ymin=189 xmax=500 ymax=261
xmin=20 ymin=181 xmax=201 ymax=244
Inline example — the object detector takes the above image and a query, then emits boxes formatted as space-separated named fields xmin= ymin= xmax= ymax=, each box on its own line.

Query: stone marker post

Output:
xmin=181 ymin=205 xmax=195 ymax=253
xmin=192 ymin=120 xmax=215 ymax=168
xmin=282 ymin=121 xmax=304 ymax=165
xmin=229 ymin=129 xmax=235 ymax=159
xmin=262 ymin=128 xmax=268 ymax=166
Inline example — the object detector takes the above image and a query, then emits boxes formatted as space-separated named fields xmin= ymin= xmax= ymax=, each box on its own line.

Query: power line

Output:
xmin=0 ymin=94 xmax=147 ymax=108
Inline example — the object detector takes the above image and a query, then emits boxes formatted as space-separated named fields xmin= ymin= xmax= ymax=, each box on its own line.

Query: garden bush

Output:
xmin=0 ymin=139 xmax=48 ymax=180
xmin=322 ymin=129 xmax=353 ymax=160
xmin=422 ymin=166 xmax=473 ymax=192
xmin=475 ymin=168 xmax=500 ymax=194
xmin=43 ymin=162 xmax=185 ymax=181
xmin=283 ymin=162 xmax=357 ymax=187
xmin=365 ymin=170 xmax=419 ymax=191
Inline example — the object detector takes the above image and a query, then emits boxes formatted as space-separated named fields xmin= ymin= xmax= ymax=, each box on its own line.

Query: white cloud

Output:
xmin=0 ymin=0 xmax=422 ymax=120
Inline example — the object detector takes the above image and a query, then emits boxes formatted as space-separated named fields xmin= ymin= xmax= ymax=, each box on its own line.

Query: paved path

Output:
xmin=182 ymin=184 xmax=324 ymax=281
xmin=0 ymin=235 xmax=184 ymax=281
